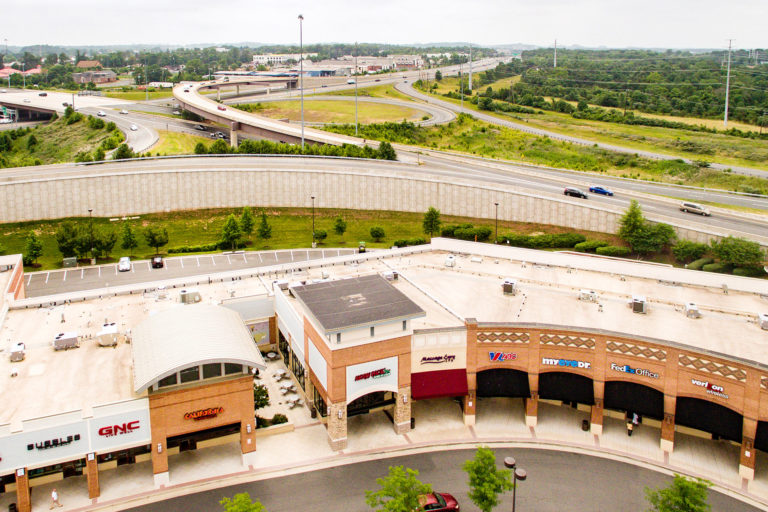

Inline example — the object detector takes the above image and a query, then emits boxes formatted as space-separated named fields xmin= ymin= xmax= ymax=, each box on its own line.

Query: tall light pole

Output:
xmin=354 ymin=41 xmax=359 ymax=137
xmin=724 ymin=39 xmax=733 ymax=128
xmin=468 ymin=44 xmax=472 ymax=91
xmin=503 ymin=457 xmax=527 ymax=512
xmin=459 ymin=61 xmax=463 ymax=111
xmin=145 ymin=57 xmax=149 ymax=101
xmin=494 ymin=202 xmax=499 ymax=243
xmin=298 ymin=14 xmax=305 ymax=150
xmin=310 ymin=194 xmax=315 ymax=246
xmin=21 ymin=62 xmax=25 ymax=89
xmin=88 ymin=208 xmax=94 ymax=263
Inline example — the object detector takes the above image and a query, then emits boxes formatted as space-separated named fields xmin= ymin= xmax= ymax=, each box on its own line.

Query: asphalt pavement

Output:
xmin=24 ymin=248 xmax=357 ymax=297
xmin=124 ymin=448 xmax=760 ymax=512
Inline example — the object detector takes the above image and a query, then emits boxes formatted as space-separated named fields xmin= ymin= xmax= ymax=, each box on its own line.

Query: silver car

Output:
xmin=117 ymin=257 xmax=132 ymax=272
xmin=680 ymin=202 xmax=711 ymax=216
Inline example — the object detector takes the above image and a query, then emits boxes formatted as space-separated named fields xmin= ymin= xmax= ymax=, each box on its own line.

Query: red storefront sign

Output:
xmin=184 ymin=407 xmax=224 ymax=420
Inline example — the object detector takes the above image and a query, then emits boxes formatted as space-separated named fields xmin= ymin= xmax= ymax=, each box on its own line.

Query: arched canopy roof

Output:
xmin=131 ymin=304 xmax=265 ymax=393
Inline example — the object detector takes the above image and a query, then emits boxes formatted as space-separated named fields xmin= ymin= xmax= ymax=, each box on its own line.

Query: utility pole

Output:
xmin=298 ymin=14 xmax=305 ymax=150
xmin=468 ymin=44 xmax=472 ymax=91
xmin=554 ymin=39 xmax=557 ymax=68
xmin=724 ymin=39 xmax=733 ymax=128
xmin=459 ymin=61 xmax=463 ymax=111
xmin=145 ymin=57 xmax=149 ymax=101
xmin=354 ymin=41 xmax=358 ymax=137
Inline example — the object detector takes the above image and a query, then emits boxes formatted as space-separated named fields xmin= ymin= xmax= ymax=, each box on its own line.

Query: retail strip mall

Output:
xmin=0 ymin=238 xmax=768 ymax=511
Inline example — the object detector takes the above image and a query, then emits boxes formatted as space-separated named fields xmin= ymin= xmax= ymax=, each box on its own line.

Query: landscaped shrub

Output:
xmin=733 ymin=267 xmax=767 ymax=277
xmin=574 ymin=240 xmax=610 ymax=252
xmin=502 ymin=234 xmax=533 ymax=247
xmin=687 ymin=257 xmax=714 ymax=270
xmin=595 ymin=245 xmax=631 ymax=257
xmin=701 ymin=262 xmax=732 ymax=273
xmin=393 ymin=238 xmax=427 ymax=248
xmin=168 ymin=242 xmax=220 ymax=254
xmin=672 ymin=240 xmax=709 ymax=263
xmin=271 ymin=413 xmax=288 ymax=425
xmin=454 ymin=226 xmax=492 ymax=242
xmin=441 ymin=223 xmax=473 ymax=238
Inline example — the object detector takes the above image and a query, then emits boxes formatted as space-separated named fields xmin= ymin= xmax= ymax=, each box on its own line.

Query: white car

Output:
xmin=0 ymin=89 xmax=6 ymax=93
xmin=129 ymin=124 xmax=138 ymax=131
xmin=119 ymin=109 xmax=129 ymax=114
xmin=117 ymin=257 xmax=132 ymax=272
xmin=97 ymin=111 xmax=106 ymax=117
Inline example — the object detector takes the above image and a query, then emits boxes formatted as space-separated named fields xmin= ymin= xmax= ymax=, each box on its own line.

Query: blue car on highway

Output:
xmin=589 ymin=185 xmax=614 ymax=196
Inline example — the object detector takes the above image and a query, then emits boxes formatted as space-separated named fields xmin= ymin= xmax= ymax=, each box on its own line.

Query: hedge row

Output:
xmin=574 ymin=240 xmax=609 ymax=252
xmin=502 ymin=232 xmax=587 ymax=249
xmin=441 ymin=224 xmax=493 ymax=242
xmin=393 ymin=238 xmax=427 ymax=248
xmin=702 ymin=262 xmax=732 ymax=274
xmin=687 ymin=258 xmax=714 ymax=270
xmin=595 ymin=245 xmax=631 ymax=257
xmin=168 ymin=241 xmax=247 ymax=253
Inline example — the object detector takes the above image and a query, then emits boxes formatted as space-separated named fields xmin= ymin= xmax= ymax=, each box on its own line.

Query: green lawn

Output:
xmin=105 ymin=90 xmax=174 ymax=101
xmin=314 ymin=83 xmax=415 ymax=103
xmin=149 ymin=131 xmax=211 ymax=155
xmin=235 ymin=99 xmax=423 ymax=124
xmin=0 ymin=207 xmax=620 ymax=271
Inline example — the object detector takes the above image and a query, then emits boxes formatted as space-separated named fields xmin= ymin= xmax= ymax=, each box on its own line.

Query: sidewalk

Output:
xmin=3 ymin=383 xmax=768 ymax=511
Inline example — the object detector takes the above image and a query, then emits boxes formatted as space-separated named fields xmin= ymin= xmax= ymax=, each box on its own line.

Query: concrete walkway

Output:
xmin=3 ymin=360 xmax=768 ymax=511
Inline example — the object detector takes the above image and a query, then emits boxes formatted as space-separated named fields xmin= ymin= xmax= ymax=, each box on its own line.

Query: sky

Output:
xmin=3 ymin=0 xmax=766 ymax=50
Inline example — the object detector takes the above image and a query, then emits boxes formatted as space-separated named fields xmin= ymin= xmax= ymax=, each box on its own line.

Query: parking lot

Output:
xmin=25 ymin=248 xmax=357 ymax=297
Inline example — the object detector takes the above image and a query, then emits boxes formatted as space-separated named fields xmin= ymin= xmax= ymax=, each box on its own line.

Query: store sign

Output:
xmin=347 ymin=356 xmax=399 ymax=403
xmin=420 ymin=354 xmax=457 ymax=365
xmin=184 ymin=407 xmax=224 ymax=420
xmin=27 ymin=434 xmax=81 ymax=451
xmin=355 ymin=368 xmax=391 ymax=381
xmin=542 ymin=358 xmax=591 ymax=369
xmin=610 ymin=363 xmax=659 ymax=379
xmin=691 ymin=378 xmax=729 ymax=399
xmin=89 ymin=405 xmax=151 ymax=453
xmin=489 ymin=352 xmax=517 ymax=362
xmin=98 ymin=421 xmax=140 ymax=438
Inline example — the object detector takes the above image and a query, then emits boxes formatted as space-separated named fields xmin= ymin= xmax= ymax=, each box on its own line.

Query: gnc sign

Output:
xmin=98 ymin=421 xmax=140 ymax=438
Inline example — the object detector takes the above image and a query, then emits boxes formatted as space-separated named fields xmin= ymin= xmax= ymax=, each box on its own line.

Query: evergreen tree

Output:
xmin=143 ymin=226 xmax=169 ymax=254
xmin=24 ymin=231 xmax=44 ymax=264
xmin=220 ymin=214 xmax=242 ymax=250
xmin=240 ymin=207 xmax=255 ymax=237
xmin=422 ymin=206 xmax=442 ymax=238
xmin=257 ymin=210 xmax=272 ymax=240
xmin=333 ymin=216 xmax=347 ymax=236
xmin=120 ymin=223 xmax=139 ymax=256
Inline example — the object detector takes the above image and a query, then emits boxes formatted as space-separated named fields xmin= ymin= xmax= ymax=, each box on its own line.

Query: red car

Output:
xmin=217 ymin=105 xmax=227 ymax=111
xmin=420 ymin=492 xmax=460 ymax=511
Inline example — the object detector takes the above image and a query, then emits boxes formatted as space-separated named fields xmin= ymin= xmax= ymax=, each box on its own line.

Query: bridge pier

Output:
xmin=217 ymin=89 xmax=221 ymax=101
xmin=230 ymin=121 xmax=240 ymax=149
xmin=236 ymin=85 xmax=240 ymax=96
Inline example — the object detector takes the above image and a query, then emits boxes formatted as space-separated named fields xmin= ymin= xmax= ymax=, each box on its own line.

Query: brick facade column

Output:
xmin=591 ymin=337 xmax=607 ymax=436
xmin=86 ymin=454 xmax=100 ymax=499
xmin=662 ymin=348 xmax=680 ymax=453
xmin=150 ymin=435 xmax=169 ymax=487
xmin=394 ymin=386 xmax=412 ymax=434
xmin=268 ymin=316 xmax=277 ymax=346
xmin=740 ymin=370 xmax=761 ymax=481
xmin=327 ymin=401 xmax=348 ymax=451
xmin=15 ymin=469 xmax=30 ymax=512
xmin=526 ymin=330 xmax=541 ymax=427
xmin=464 ymin=318 xmax=478 ymax=426
xmin=525 ymin=392 xmax=539 ymax=427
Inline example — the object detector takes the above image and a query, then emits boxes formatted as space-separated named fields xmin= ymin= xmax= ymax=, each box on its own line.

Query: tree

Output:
xmin=370 ymin=226 xmax=385 ymax=242
xmin=377 ymin=141 xmax=397 ymax=161
xmin=618 ymin=200 xmax=645 ymax=244
xmin=463 ymin=447 xmax=513 ymax=512
xmin=253 ymin=384 xmax=270 ymax=410
xmin=143 ymin=226 xmax=169 ymax=254
xmin=26 ymin=134 xmax=38 ymax=150
xmin=240 ymin=207 xmax=255 ymax=237
xmin=645 ymin=474 xmax=711 ymax=512
xmin=121 ymin=223 xmax=139 ymax=256
xmin=220 ymin=214 xmax=242 ymax=250
xmin=55 ymin=223 xmax=80 ymax=258
xmin=618 ymin=200 xmax=675 ymax=255
xmin=334 ymin=216 xmax=347 ymax=236
xmin=24 ymin=231 xmax=43 ymax=264
xmin=422 ymin=207 xmax=442 ymax=238
xmin=710 ymin=236 xmax=765 ymax=267
xmin=435 ymin=70 xmax=443 ymax=81
xmin=257 ymin=210 xmax=272 ymax=240
xmin=365 ymin=465 xmax=432 ymax=512
xmin=315 ymin=230 xmax=328 ymax=243
xmin=94 ymin=229 xmax=118 ymax=259
xmin=220 ymin=492 xmax=266 ymax=512
xmin=112 ymin=143 xmax=134 ymax=160
xmin=672 ymin=240 xmax=708 ymax=263
xmin=194 ymin=142 xmax=208 ymax=154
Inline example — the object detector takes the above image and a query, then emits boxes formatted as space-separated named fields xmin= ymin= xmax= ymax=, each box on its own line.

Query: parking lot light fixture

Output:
xmin=504 ymin=456 xmax=527 ymax=512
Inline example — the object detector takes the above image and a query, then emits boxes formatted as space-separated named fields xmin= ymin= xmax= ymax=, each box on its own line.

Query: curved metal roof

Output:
xmin=131 ymin=304 xmax=265 ymax=393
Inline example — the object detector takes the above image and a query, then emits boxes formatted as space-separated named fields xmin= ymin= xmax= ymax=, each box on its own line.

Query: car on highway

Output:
xmin=172 ymin=110 xmax=181 ymax=115
xmin=375 ymin=78 xmax=381 ymax=82
xmin=38 ymin=92 xmax=47 ymax=97
xmin=129 ymin=124 xmax=138 ymax=131
xmin=588 ymin=185 xmax=614 ymax=196
xmin=419 ymin=492 xmax=459 ymax=511
xmin=217 ymin=105 xmax=227 ymax=111
xmin=564 ymin=187 xmax=588 ymax=199
xmin=680 ymin=202 xmax=711 ymax=216
xmin=347 ymin=79 xmax=356 ymax=85
xmin=119 ymin=109 xmax=129 ymax=114
xmin=194 ymin=124 xmax=206 ymax=131
xmin=321 ymin=84 xmax=328 ymax=88
xmin=117 ymin=257 xmax=132 ymax=272
xmin=151 ymin=256 xmax=164 ymax=269
xmin=97 ymin=110 xmax=106 ymax=117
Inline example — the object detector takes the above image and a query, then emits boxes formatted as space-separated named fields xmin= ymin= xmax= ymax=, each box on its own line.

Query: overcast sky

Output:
xmin=3 ymin=0 xmax=766 ymax=50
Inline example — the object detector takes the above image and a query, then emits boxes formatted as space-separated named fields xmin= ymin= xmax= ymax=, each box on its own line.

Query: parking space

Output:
xmin=25 ymin=248 xmax=358 ymax=297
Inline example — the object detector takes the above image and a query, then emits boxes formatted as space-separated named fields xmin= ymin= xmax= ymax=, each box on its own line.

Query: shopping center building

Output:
xmin=1 ymin=239 xmax=768 ymax=510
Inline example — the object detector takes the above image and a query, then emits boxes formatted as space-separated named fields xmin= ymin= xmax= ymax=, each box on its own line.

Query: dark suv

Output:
xmin=564 ymin=187 xmax=588 ymax=199
xmin=151 ymin=256 xmax=164 ymax=269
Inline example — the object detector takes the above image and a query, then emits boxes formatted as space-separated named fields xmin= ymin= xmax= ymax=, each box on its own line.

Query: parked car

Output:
xmin=151 ymin=256 xmax=164 ymax=269
xmin=564 ymin=187 xmax=588 ymax=199
xmin=129 ymin=124 xmax=138 ymax=131
xmin=117 ymin=257 xmax=132 ymax=272
xmin=97 ymin=110 xmax=106 ymax=117
xmin=217 ymin=105 xmax=227 ymax=111
xmin=62 ymin=102 xmax=69 ymax=107
xmin=194 ymin=124 xmax=206 ymax=131
xmin=680 ymin=202 xmax=711 ymax=216
xmin=183 ymin=89 xmax=190 ymax=93
xmin=0 ymin=89 xmax=6 ymax=93
xmin=38 ymin=92 xmax=47 ymax=97
xmin=419 ymin=492 xmax=460 ymax=511
xmin=119 ymin=109 xmax=129 ymax=114
xmin=172 ymin=110 xmax=181 ymax=115
xmin=588 ymin=185 xmax=614 ymax=196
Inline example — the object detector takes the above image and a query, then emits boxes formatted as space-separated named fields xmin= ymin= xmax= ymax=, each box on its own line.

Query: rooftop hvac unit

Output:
xmin=502 ymin=278 xmax=517 ymax=296
xmin=97 ymin=323 xmax=119 ymax=347
xmin=53 ymin=331 xmax=79 ymax=351
xmin=579 ymin=290 xmax=598 ymax=302
xmin=273 ymin=280 xmax=289 ymax=291
xmin=382 ymin=270 xmax=398 ymax=281
xmin=9 ymin=342 xmax=25 ymax=362
xmin=685 ymin=303 xmax=702 ymax=319
xmin=445 ymin=255 xmax=456 ymax=267
xmin=760 ymin=314 xmax=768 ymax=330
xmin=631 ymin=295 xmax=647 ymax=314
xmin=179 ymin=288 xmax=202 ymax=304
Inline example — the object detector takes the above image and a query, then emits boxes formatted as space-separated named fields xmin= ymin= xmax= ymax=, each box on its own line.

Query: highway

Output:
xmin=124 ymin=448 xmax=759 ymax=512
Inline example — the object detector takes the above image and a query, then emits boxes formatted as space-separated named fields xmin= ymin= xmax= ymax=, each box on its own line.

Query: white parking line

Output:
xmin=98 ymin=266 xmax=101 ymax=277
xmin=196 ymin=256 xmax=200 ymax=267
xmin=27 ymin=274 xmax=32 ymax=286
xmin=147 ymin=261 xmax=152 ymax=271
xmin=258 ymin=253 xmax=263 ymax=262
xmin=63 ymin=270 xmax=67 ymax=282
xmin=226 ymin=255 xmax=232 ymax=264
xmin=80 ymin=269 xmax=84 ymax=279
xmin=115 ymin=265 xmax=118 ymax=275
xmin=290 ymin=250 xmax=294 ymax=261
xmin=242 ymin=253 xmax=247 ymax=263
xmin=211 ymin=255 xmax=216 ymax=266
xmin=180 ymin=258 xmax=184 ymax=268
xmin=45 ymin=272 xmax=50 ymax=284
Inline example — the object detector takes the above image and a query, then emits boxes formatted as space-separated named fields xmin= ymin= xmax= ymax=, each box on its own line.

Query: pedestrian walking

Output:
xmin=626 ymin=412 xmax=634 ymax=436
xmin=50 ymin=488 xmax=63 ymax=508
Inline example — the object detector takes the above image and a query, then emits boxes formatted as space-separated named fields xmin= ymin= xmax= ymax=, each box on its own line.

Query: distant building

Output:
xmin=0 ymin=65 xmax=42 ymax=78
xmin=389 ymin=54 xmax=424 ymax=69
xmin=148 ymin=81 xmax=174 ymax=88
xmin=76 ymin=60 xmax=102 ymax=69
xmin=253 ymin=53 xmax=317 ymax=66
xmin=72 ymin=70 xmax=117 ymax=84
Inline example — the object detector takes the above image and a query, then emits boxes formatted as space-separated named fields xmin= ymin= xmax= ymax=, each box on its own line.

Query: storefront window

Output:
xmin=203 ymin=363 xmax=222 ymax=379
xmin=291 ymin=356 xmax=305 ymax=389
xmin=313 ymin=386 xmax=328 ymax=417
xmin=158 ymin=373 xmax=178 ymax=388
xmin=180 ymin=366 xmax=200 ymax=383
xmin=278 ymin=331 xmax=290 ymax=365
xmin=224 ymin=363 xmax=243 ymax=375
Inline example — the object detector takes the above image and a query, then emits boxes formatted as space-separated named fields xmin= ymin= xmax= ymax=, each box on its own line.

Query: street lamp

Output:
xmin=354 ymin=42 xmax=359 ymax=137
xmin=298 ymin=14 xmax=305 ymax=150
xmin=88 ymin=208 xmax=94 ymax=263
xmin=311 ymin=194 xmax=315 ymax=246
xmin=503 ymin=457 xmax=527 ymax=512
xmin=494 ymin=202 xmax=499 ymax=243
